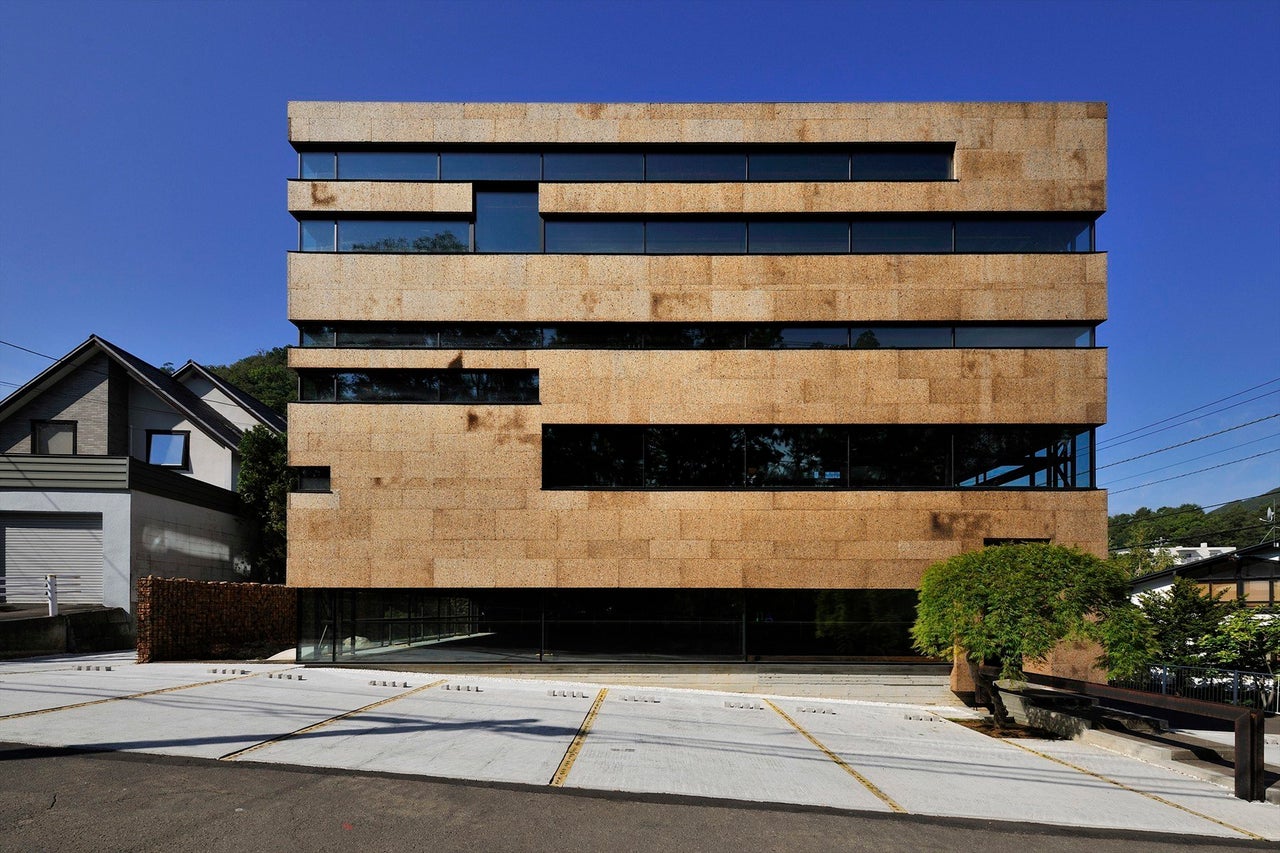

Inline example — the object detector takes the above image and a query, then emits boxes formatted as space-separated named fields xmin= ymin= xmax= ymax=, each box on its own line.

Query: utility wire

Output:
xmin=1108 ymin=447 xmax=1280 ymax=495
xmin=1100 ymin=430 xmax=1280 ymax=485
xmin=1096 ymin=414 xmax=1280 ymax=470
xmin=1098 ymin=376 xmax=1280 ymax=447
xmin=1111 ymin=521 xmax=1273 ymax=553
xmin=1097 ymin=389 xmax=1280 ymax=452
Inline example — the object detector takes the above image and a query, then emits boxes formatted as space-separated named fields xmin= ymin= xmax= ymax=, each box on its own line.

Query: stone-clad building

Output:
xmin=286 ymin=102 xmax=1107 ymax=664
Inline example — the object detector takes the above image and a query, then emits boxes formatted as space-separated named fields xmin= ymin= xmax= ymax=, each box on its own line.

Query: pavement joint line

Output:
xmin=549 ymin=687 xmax=608 ymax=787
xmin=219 ymin=678 xmax=448 ymax=762
xmin=764 ymin=699 xmax=907 ymax=814
xmin=0 ymin=672 xmax=263 ymax=720
xmin=1005 ymin=739 xmax=1265 ymax=841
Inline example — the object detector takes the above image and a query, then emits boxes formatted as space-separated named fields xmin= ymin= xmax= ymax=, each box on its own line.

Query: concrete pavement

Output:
xmin=1 ymin=652 xmax=1278 ymax=842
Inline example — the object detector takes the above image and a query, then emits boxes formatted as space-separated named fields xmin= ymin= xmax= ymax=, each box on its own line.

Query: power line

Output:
xmin=1100 ymin=430 xmax=1280 ymax=485
xmin=1096 ymin=415 xmax=1280 ymax=470
xmin=1111 ymin=521 xmax=1272 ymax=553
xmin=1108 ymin=447 xmax=1280 ymax=495
xmin=1098 ymin=376 xmax=1280 ymax=446
xmin=1097 ymin=388 xmax=1280 ymax=452
xmin=1107 ymin=488 xmax=1280 ymax=535
xmin=0 ymin=339 xmax=57 ymax=360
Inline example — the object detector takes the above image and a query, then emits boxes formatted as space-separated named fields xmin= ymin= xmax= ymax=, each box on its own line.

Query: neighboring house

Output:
xmin=286 ymin=101 xmax=1107 ymax=665
xmin=0 ymin=335 xmax=285 ymax=612
xmin=1116 ymin=543 xmax=1238 ymax=566
xmin=1131 ymin=538 xmax=1280 ymax=608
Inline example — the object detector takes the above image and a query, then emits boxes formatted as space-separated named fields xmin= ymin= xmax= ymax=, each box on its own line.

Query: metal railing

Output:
xmin=1110 ymin=664 xmax=1278 ymax=714
xmin=0 ymin=574 xmax=87 ymax=617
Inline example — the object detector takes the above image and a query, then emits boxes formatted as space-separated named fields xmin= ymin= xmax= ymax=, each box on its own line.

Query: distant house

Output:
xmin=0 ymin=335 xmax=285 ymax=613
xmin=1130 ymin=538 xmax=1280 ymax=608
xmin=1116 ymin=542 xmax=1238 ymax=566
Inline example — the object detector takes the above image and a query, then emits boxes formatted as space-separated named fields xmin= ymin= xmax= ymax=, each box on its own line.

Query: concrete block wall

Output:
xmin=0 ymin=355 xmax=114 ymax=454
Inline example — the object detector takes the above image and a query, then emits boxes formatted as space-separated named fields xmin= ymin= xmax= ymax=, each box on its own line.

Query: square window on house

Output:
xmin=295 ymin=467 xmax=331 ymax=493
xmin=147 ymin=431 xmax=190 ymax=469
xmin=32 ymin=420 xmax=76 ymax=454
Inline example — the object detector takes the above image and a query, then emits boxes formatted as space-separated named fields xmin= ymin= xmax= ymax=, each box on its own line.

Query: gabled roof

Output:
xmin=173 ymin=361 xmax=286 ymax=435
xmin=1130 ymin=538 xmax=1280 ymax=590
xmin=0 ymin=335 xmax=245 ymax=451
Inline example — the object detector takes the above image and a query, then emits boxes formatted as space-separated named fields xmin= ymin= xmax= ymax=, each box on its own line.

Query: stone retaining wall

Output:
xmin=136 ymin=576 xmax=296 ymax=662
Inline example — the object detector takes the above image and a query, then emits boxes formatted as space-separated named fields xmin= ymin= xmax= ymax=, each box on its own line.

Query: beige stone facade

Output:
xmin=286 ymin=102 xmax=1108 ymax=600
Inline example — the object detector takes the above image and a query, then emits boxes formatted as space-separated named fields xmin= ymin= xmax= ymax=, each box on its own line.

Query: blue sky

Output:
xmin=1 ymin=0 xmax=1277 ymax=520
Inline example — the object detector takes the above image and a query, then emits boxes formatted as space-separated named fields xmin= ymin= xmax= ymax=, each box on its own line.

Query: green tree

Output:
xmin=237 ymin=426 xmax=290 ymax=584
xmin=1200 ymin=609 xmax=1280 ymax=675
xmin=1136 ymin=576 xmax=1233 ymax=666
xmin=912 ymin=543 xmax=1153 ymax=726
xmin=208 ymin=347 xmax=296 ymax=416
xmin=1108 ymin=522 xmax=1177 ymax=579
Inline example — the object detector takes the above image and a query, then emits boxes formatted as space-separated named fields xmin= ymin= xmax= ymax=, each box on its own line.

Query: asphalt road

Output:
xmin=0 ymin=743 xmax=1269 ymax=853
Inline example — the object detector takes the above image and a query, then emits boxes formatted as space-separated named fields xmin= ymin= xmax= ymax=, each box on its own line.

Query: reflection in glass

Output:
xmin=955 ymin=326 xmax=1093 ymax=348
xmin=337 ymin=325 xmax=436 ymax=348
xmin=299 ymin=324 xmax=336 ymax=347
xmin=299 ymin=152 xmax=336 ymax=179
xmin=771 ymin=327 xmax=849 ymax=348
xmin=852 ymin=220 xmax=952 ymax=253
xmin=439 ymin=371 xmax=539 ymax=403
xmin=749 ymin=221 xmax=849 ymax=254
xmin=338 ymin=152 xmax=438 ymax=180
xmin=440 ymin=151 xmax=541 ymax=181
xmin=543 ymin=152 xmax=644 ymax=181
xmin=300 ymin=370 xmax=538 ymax=403
xmin=542 ymin=425 xmax=643 ymax=488
xmin=645 ymin=153 xmax=745 ymax=181
xmin=645 ymin=426 xmax=745 ymax=488
xmin=545 ymin=220 xmax=644 ymax=253
xmin=544 ymin=324 xmax=645 ymax=349
xmin=953 ymin=426 xmax=1087 ymax=488
xmin=746 ymin=427 xmax=846 ymax=487
xmin=147 ymin=432 xmax=188 ymax=467
xmin=339 ymin=220 xmax=469 ymax=253
xmin=440 ymin=326 xmax=543 ymax=348
xmin=299 ymin=374 xmax=336 ymax=402
xmin=475 ymin=191 xmax=541 ymax=253
xmin=955 ymin=220 xmax=1092 ymax=253
xmin=646 ymin=221 xmax=746 ymax=254
xmin=847 ymin=426 xmax=948 ymax=488
xmin=300 ymin=220 xmax=336 ymax=252
xmin=854 ymin=149 xmax=952 ymax=180
xmin=749 ymin=152 xmax=849 ymax=181
xmin=852 ymin=327 xmax=952 ymax=348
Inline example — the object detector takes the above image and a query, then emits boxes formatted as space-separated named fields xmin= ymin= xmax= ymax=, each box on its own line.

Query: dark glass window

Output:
xmin=299 ymin=324 xmax=337 ymax=347
xmin=440 ymin=152 xmax=541 ymax=181
xmin=474 ymin=190 xmax=541 ymax=253
xmin=746 ymin=427 xmax=846 ymax=487
xmin=339 ymin=220 xmax=469 ymax=253
xmin=439 ymin=325 xmax=543 ymax=348
xmin=439 ymin=371 xmax=540 ymax=403
xmin=294 ymin=467 xmax=331 ymax=493
xmin=300 ymin=220 xmax=335 ymax=252
xmin=854 ymin=149 xmax=952 ymax=180
xmin=644 ymin=426 xmax=745 ymax=488
xmin=299 ymin=152 xmax=336 ymax=179
xmin=146 ymin=431 xmax=190 ymax=469
xmin=955 ymin=326 xmax=1093 ymax=348
xmin=646 ymin=153 xmax=745 ymax=181
xmin=764 ymin=327 xmax=849 ymax=349
xmin=543 ymin=152 xmax=644 ymax=181
xmin=544 ymin=220 xmax=645 ymax=253
xmin=337 ymin=325 xmax=436 ymax=348
xmin=542 ymin=425 xmax=643 ymax=488
xmin=543 ymin=324 xmax=645 ymax=349
xmin=851 ymin=327 xmax=952 ymax=348
xmin=749 ymin=221 xmax=849 ymax=254
xmin=955 ymin=220 xmax=1093 ymax=253
xmin=847 ymin=426 xmax=948 ymax=488
xmin=645 ymin=325 xmax=748 ymax=349
xmin=646 ymin=221 xmax=746 ymax=254
xmin=32 ymin=420 xmax=76 ymax=455
xmin=338 ymin=152 xmax=438 ymax=180
xmin=749 ymin=152 xmax=849 ymax=181
xmin=300 ymin=374 xmax=336 ymax=402
xmin=953 ymin=426 xmax=1087 ymax=488
xmin=852 ymin=220 xmax=952 ymax=253
xmin=337 ymin=371 xmax=439 ymax=403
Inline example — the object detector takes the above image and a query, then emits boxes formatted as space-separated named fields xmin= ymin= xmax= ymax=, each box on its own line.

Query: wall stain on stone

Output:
xmin=310 ymin=182 xmax=336 ymax=206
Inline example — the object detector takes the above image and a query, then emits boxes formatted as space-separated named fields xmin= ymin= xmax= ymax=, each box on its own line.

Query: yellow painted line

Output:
xmin=1006 ymin=739 xmax=1264 ymax=841
xmin=765 ymin=699 xmax=907 ymax=814
xmin=549 ymin=687 xmax=608 ymax=787
xmin=220 ymin=678 xmax=447 ymax=761
xmin=0 ymin=671 xmax=262 ymax=720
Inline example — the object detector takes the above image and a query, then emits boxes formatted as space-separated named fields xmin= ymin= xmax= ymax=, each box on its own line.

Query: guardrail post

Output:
xmin=1235 ymin=708 xmax=1266 ymax=801
xmin=1159 ymin=664 xmax=1168 ymax=695
xmin=46 ymin=574 xmax=59 ymax=617
xmin=1232 ymin=670 xmax=1240 ymax=706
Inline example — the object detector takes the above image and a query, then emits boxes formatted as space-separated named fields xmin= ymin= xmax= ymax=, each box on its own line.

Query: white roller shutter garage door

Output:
xmin=1 ymin=515 xmax=104 ymax=606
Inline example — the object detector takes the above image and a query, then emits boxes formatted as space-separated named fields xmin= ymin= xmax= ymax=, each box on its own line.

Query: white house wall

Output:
xmin=129 ymin=491 xmax=246 ymax=604
xmin=128 ymin=384 xmax=236 ymax=490
xmin=179 ymin=374 xmax=262 ymax=433
xmin=0 ymin=491 xmax=131 ymax=610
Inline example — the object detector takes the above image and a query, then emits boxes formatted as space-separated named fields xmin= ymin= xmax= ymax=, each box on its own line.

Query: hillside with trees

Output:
xmin=207 ymin=346 xmax=295 ymax=416
xmin=1108 ymin=487 xmax=1280 ymax=551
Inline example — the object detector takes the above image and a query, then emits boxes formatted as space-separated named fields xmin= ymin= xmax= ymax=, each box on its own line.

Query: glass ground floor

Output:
xmin=298 ymin=588 xmax=925 ymax=664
